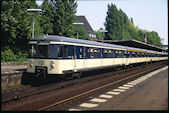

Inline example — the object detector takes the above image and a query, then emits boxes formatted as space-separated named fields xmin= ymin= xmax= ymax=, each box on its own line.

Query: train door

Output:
xmin=123 ymin=50 xmax=127 ymax=65
xmin=126 ymin=51 xmax=131 ymax=65
xmin=83 ymin=47 xmax=87 ymax=69
xmin=74 ymin=46 xmax=85 ymax=70
xmin=73 ymin=46 xmax=76 ymax=70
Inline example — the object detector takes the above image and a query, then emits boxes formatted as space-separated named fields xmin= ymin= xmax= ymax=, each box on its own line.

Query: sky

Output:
xmin=36 ymin=0 xmax=168 ymax=45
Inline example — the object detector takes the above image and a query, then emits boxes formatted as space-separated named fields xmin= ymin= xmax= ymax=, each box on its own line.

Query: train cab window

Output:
xmin=48 ymin=45 xmax=59 ymax=58
xmin=37 ymin=45 xmax=48 ymax=58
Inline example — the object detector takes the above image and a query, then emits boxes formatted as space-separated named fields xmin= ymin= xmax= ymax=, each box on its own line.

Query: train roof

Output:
xmin=30 ymin=35 xmax=166 ymax=54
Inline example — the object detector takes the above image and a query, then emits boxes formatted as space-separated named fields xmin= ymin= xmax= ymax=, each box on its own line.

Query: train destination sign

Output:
xmin=37 ymin=41 xmax=50 ymax=45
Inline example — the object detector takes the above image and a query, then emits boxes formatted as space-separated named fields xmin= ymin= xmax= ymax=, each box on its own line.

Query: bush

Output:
xmin=1 ymin=47 xmax=28 ymax=63
xmin=1 ymin=48 xmax=16 ymax=62
xmin=15 ymin=51 xmax=28 ymax=62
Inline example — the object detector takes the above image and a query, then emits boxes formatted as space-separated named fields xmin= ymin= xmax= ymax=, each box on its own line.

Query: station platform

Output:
xmin=1 ymin=64 xmax=27 ymax=74
xmin=69 ymin=66 xmax=168 ymax=110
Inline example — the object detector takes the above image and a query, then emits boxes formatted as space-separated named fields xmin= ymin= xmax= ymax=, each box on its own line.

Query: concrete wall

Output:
xmin=1 ymin=72 xmax=25 ymax=91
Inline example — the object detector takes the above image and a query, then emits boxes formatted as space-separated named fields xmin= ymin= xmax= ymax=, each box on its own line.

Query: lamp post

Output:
xmin=99 ymin=28 xmax=108 ymax=43
xmin=73 ymin=22 xmax=84 ymax=39
xmin=27 ymin=9 xmax=42 ymax=38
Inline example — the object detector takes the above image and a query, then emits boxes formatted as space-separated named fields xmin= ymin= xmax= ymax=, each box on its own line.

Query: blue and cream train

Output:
xmin=27 ymin=35 xmax=168 ymax=77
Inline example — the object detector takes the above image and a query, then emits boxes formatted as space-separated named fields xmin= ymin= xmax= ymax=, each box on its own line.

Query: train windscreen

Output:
xmin=28 ymin=44 xmax=65 ymax=59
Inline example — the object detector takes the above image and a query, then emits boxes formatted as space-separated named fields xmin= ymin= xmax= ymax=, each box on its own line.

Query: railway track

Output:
xmin=2 ymin=60 xmax=167 ymax=111
xmin=1 ymin=61 xmax=149 ymax=103
xmin=38 ymin=61 xmax=167 ymax=111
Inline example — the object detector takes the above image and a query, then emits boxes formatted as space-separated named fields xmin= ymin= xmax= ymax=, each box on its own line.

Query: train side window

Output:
xmin=76 ymin=46 xmax=84 ymax=59
xmin=124 ymin=51 xmax=127 ymax=58
xmin=58 ymin=45 xmax=63 ymax=58
xmin=142 ymin=52 xmax=144 ymax=57
xmin=98 ymin=48 xmax=102 ymax=58
xmin=94 ymin=48 xmax=99 ymax=58
xmin=89 ymin=48 xmax=94 ymax=58
xmin=100 ymin=48 xmax=103 ymax=58
xmin=103 ymin=49 xmax=107 ymax=58
xmin=85 ymin=47 xmax=90 ymax=59
xmin=133 ymin=52 xmax=136 ymax=57
xmin=107 ymin=49 xmax=111 ymax=58
xmin=108 ymin=49 xmax=112 ymax=58
xmin=121 ymin=50 xmax=124 ymax=58
xmin=67 ymin=45 xmax=73 ymax=59
xmin=127 ymin=51 xmax=130 ymax=58
xmin=135 ymin=52 xmax=138 ymax=57
xmin=64 ymin=46 xmax=68 ymax=58
xmin=58 ymin=45 xmax=68 ymax=58
xmin=137 ymin=52 xmax=140 ymax=57
xmin=131 ymin=52 xmax=134 ymax=57
xmin=115 ymin=50 xmax=119 ymax=58
xmin=139 ymin=52 xmax=141 ymax=57
xmin=118 ymin=50 xmax=120 ymax=58
xmin=90 ymin=48 xmax=98 ymax=58
xmin=111 ymin=49 xmax=115 ymax=58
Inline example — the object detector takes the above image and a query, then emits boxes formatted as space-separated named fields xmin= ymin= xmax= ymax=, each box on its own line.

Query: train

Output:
xmin=27 ymin=35 xmax=168 ymax=79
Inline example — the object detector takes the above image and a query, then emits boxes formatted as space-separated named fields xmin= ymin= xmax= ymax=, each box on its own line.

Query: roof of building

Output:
xmin=98 ymin=39 xmax=166 ymax=52
xmin=76 ymin=16 xmax=94 ymax=33
xmin=30 ymin=35 xmax=165 ymax=53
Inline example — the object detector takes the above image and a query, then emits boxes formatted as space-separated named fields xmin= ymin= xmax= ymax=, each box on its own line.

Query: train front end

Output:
xmin=27 ymin=40 xmax=62 ymax=79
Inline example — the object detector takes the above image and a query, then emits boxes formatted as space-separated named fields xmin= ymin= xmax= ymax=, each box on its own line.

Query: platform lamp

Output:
xmin=99 ymin=28 xmax=108 ymax=43
xmin=73 ymin=22 xmax=84 ymax=39
xmin=27 ymin=9 xmax=42 ymax=38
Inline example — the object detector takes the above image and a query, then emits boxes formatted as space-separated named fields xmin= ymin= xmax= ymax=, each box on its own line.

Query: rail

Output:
xmin=38 ymin=62 xmax=167 ymax=111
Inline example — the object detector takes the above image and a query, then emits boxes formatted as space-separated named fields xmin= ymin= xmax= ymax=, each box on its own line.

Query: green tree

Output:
xmin=147 ymin=31 xmax=162 ymax=45
xmin=1 ymin=0 xmax=43 ymax=62
xmin=50 ymin=0 xmax=77 ymax=37
xmin=94 ymin=30 xmax=105 ymax=41
xmin=40 ymin=0 xmax=55 ymax=34
xmin=72 ymin=25 xmax=88 ymax=40
xmin=104 ymin=3 xmax=162 ymax=45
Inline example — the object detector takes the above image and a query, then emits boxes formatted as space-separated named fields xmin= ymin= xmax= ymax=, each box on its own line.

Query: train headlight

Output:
xmin=29 ymin=60 xmax=33 ymax=68
xmin=50 ymin=61 xmax=54 ymax=69
xmin=30 ymin=64 xmax=33 ymax=68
